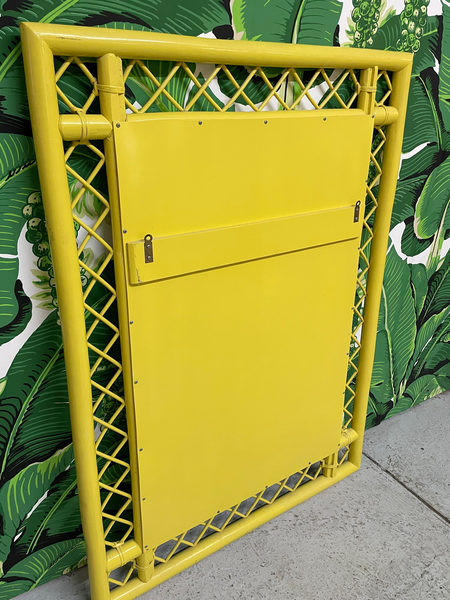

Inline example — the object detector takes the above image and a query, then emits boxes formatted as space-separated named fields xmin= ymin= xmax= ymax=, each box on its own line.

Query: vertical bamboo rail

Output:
xmin=21 ymin=24 xmax=111 ymax=600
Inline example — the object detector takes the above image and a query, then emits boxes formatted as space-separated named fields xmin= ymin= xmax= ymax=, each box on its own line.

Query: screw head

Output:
xmin=123 ymin=229 xmax=127 ymax=234
xmin=116 ymin=123 xmax=121 ymax=128
xmin=323 ymin=117 xmax=327 ymax=121
xmin=134 ymin=380 xmax=138 ymax=384
xmin=142 ymin=497 xmax=146 ymax=501
xmin=130 ymin=320 xmax=133 ymax=325
xmin=198 ymin=120 xmax=202 ymax=125
xmin=139 ymin=448 xmax=143 ymax=451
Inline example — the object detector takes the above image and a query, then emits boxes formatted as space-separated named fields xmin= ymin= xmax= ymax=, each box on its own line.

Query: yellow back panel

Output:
xmin=114 ymin=110 xmax=372 ymax=549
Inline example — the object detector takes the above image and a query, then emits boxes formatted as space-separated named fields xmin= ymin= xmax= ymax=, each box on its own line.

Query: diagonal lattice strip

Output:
xmin=154 ymin=461 xmax=323 ymax=563
xmin=122 ymin=61 xmax=362 ymax=113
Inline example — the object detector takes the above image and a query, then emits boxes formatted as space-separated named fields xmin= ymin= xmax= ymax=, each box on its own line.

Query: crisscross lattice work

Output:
xmin=122 ymin=61 xmax=361 ymax=113
xmin=344 ymin=70 xmax=392 ymax=429
xmin=65 ymin=139 xmax=134 ymax=586
xmin=55 ymin=57 xmax=134 ymax=561
xmin=53 ymin=54 xmax=392 ymax=580
xmin=66 ymin=140 xmax=133 ymax=537
xmin=154 ymin=460 xmax=323 ymax=563
xmin=56 ymin=56 xmax=99 ymax=115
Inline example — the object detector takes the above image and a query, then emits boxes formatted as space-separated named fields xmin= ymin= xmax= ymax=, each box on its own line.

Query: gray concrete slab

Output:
xmin=14 ymin=391 xmax=450 ymax=600
xmin=363 ymin=392 xmax=450 ymax=521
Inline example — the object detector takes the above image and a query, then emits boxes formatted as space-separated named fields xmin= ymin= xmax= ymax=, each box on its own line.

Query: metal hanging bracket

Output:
xmin=144 ymin=234 xmax=153 ymax=263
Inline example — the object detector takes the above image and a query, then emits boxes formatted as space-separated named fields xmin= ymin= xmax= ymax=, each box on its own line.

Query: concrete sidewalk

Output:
xmin=18 ymin=392 xmax=450 ymax=600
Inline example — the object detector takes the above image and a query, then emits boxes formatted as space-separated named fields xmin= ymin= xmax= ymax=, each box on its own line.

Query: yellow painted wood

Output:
xmin=117 ymin=110 xmax=371 ymax=237
xmin=113 ymin=111 xmax=371 ymax=550
xmin=126 ymin=205 xmax=360 ymax=284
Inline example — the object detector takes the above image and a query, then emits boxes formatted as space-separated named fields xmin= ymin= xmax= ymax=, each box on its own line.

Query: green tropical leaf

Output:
xmin=439 ymin=0 xmax=450 ymax=132
xmin=4 ymin=429 xmax=130 ymax=574
xmin=412 ymin=16 xmax=441 ymax=76
xmin=0 ymin=134 xmax=34 ymax=178
xmin=414 ymin=154 xmax=450 ymax=240
xmin=231 ymin=0 xmax=303 ymax=43
xmin=403 ymin=69 xmax=444 ymax=155
xmin=399 ymin=66 xmax=448 ymax=183
xmin=435 ymin=362 xmax=450 ymax=379
xmin=0 ymin=311 xmax=70 ymax=485
xmin=423 ymin=341 xmax=450 ymax=370
xmin=407 ymin=305 xmax=450 ymax=381
xmin=436 ymin=375 xmax=450 ymax=390
xmin=8 ymin=467 xmax=79 ymax=563
xmin=385 ymin=396 xmax=413 ymax=419
xmin=399 ymin=144 xmax=446 ymax=181
xmin=372 ymin=15 xmax=440 ymax=76
xmin=371 ymin=12 xmax=401 ymax=51
xmin=419 ymin=253 xmax=450 ymax=324
xmin=378 ymin=247 xmax=416 ymax=397
xmin=296 ymin=0 xmax=342 ymax=46
xmin=0 ymin=539 xmax=85 ymax=595
xmin=369 ymin=248 xmax=417 ymax=415
xmin=0 ymin=164 xmax=39 ymax=329
xmin=0 ymin=579 xmax=31 ymax=599
xmin=403 ymin=374 xmax=444 ymax=405
xmin=0 ymin=446 xmax=73 ymax=566
xmin=410 ymin=263 xmax=428 ymax=320
xmin=365 ymin=401 xmax=391 ymax=429
xmin=391 ymin=175 xmax=426 ymax=228
xmin=0 ymin=284 xmax=118 ymax=485
xmin=370 ymin=329 xmax=394 ymax=405
xmin=0 ymin=257 xmax=20 ymax=330
xmin=126 ymin=60 xmax=196 ymax=113
xmin=401 ymin=218 xmax=433 ymax=257
xmin=0 ymin=280 xmax=32 ymax=347
xmin=0 ymin=59 xmax=31 ymax=124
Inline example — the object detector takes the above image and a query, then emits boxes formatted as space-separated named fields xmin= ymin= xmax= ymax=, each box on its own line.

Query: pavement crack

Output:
xmin=363 ymin=451 xmax=450 ymax=529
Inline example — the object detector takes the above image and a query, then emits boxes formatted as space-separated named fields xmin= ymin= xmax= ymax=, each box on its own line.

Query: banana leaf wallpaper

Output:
xmin=0 ymin=0 xmax=449 ymax=596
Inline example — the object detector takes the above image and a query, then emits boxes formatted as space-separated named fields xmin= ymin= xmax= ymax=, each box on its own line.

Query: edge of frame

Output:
xmin=20 ymin=21 xmax=413 ymax=71
xmin=19 ymin=20 xmax=414 ymax=600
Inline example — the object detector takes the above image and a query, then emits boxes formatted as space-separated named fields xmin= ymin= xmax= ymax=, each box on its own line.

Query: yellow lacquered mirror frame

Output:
xmin=20 ymin=22 xmax=412 ymax=600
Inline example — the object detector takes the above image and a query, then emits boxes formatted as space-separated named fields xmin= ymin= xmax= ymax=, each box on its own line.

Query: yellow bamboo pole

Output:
xmin=22 ymin=22 xmax=411 ymax=72
xmin=349 ymin=63 xmax=413 ymax=467
xmin=96 ymin=53 xmax=153 ymax=582
xmin=21 ymin=23 xmax=111 ymax=600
